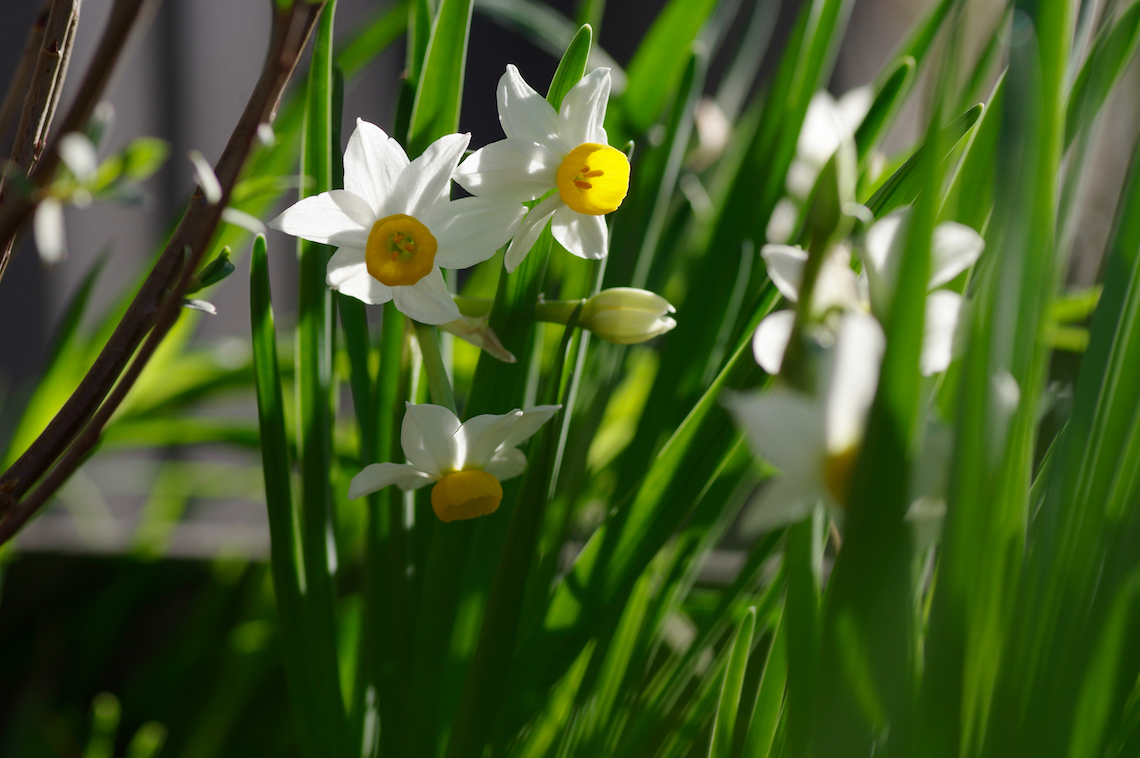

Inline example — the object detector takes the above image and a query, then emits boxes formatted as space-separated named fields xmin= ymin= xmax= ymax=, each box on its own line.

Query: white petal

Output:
xmin=457 ymin=411 xmax=523 ymax=469
xmin=344 ymin=118 xmax=409 ymax=216
xmin=59 ymin=132 xmax=98 ymax=183
xmin=863 ymin=209 xmax=907 ymax=313
xmin=391 ymin=267 xmax=461 ymax=324
xmin=502 ymin=404 xmax=560 ymax=448
xmin=401 ymin=402 xmax=462 ymax=476
xmin=270 ymin=190 xmax=373 ymax=247
xmin=34 ymin=198 xmax=66 ymax=264
xmin=505 ymin=195 xmax=560 ymax=272
xmin=558 ymin=68 xmax=611 ymax=147
xmin=813 ymin=246 xmax=861 ymax=313
xmin=766 ymin=197 xmax=799 ymax=244
xmin=920 ymin=290 xmax=962 ymax=376
xmin=483 ymin=447 xmax=527 ymax=482
xmin=551 ymin=204 xmax=608 ymax=259
xmin=752 ymin=310 xmax=795 ymax=374
xmin=740 ymin=477 xmax=820 ymax=536
xmin=325 ymin=246 xmax=367 ymax=287
xmin=332 ymin=265 xmax=393 ymax=305
xmin=761 ymin=244 xmax=808 ymax=302
xmin=189 ymin=149 xmax=222 ymax=204
xmin=348 ymin=462 xmax=432 ymax=498
xmin=452 ymin=139 xmax=560 ymax=201
xmin=837 ymin=87 xmax=873 ymax=132
xmin=825 ymin=312 xmax=885 ymax=454
xmin=723 ymin=388 xmax=824 ymax=479
xmin=498 ymin=65 xmax=563 ymax=153
xmin=797 ymin=91 xmax=844 ymax=166
xmin=390 ymin=133 xmax=470 ymax=220
xmin=431 ymin=196 xmax=526 ymax=269
xmin=929 ymin=221 xmax=984 ymax=289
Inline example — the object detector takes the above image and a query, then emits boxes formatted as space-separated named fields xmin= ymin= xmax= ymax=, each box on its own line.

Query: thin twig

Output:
xmin=0 ymin=0 xmax=144 ymax=282
xmin=0 ymin=1 xmax=50 ymax=156
xmin=10 ymin=0 xmax=82 ymax=171
xmin=0 ymin=1 xmax=325 ymax=544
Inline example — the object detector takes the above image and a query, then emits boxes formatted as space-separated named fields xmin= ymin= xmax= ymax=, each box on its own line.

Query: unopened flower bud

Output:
xmin=579 ymin=288 xmax=677 ymax=344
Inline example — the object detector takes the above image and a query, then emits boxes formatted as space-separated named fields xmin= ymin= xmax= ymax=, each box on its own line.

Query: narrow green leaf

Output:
xmin=513 ymin=642 xmax=596 ymax=758
xmin=294 ymin=3 xmax=350 ymax=753
xmin=546 ymin=24 xmax=591 ymax=111
xmin=335 ymin=0 xmax=411 ymax=78
xmin=708 ymin=607 xmax=757 ymax=758
xmin=741 ymin=610 xmax=787 ymax=758
xmin=1065 ymin=1 xmax=1140 ymax=147
xmin=475 ymin=0 xmax=623 ymax=83
xmin=864 ymin=104 xmax=982 ymax=218
xmin=620 ymin=0 xmax=717 ymax=133
xmin=854 ymin=56 xmax=915 ymax=164
xmin=251 ymin=234 xmax=324 ymax=758
xmin=407 ymin=0 xmax=473 ymax=156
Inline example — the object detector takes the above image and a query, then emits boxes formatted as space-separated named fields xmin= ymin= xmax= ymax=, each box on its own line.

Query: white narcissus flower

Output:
xmin=751 ymin=210 xmax=985 ymax=376
xmin=727 ymin=312 xmax=885 ymax=534
xmin=453 ymin=65 xmax=630 ymax=272
xmin=270 ymin=119 xmax=526 ymax=324
xmin=348 ymin=402 xmax=560 ymax=523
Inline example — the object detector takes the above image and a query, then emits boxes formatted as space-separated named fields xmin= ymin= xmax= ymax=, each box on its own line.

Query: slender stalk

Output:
xmin=0 ymin=1 xmax=325 ymax=540
xmin=0 ymin=1 xmax=49 ymax=155
xmin=414 ymin=321 xmax=457 ymax=413
xmin=0 ymin=0 xmax=145 ymax=279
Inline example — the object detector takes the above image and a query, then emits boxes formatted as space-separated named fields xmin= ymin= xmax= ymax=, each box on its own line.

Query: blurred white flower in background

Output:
xmin=271 ymin=120 xmax=524 ymax=324
xmin=753 ymin=208 xmax=985 ymax=376
xmin=348 ymin=402 xmax=560 ymax=523
xmin=727 ymin=312 xmax=884 ymax=533
xmin=767 ymin=87 xmax=872 ymax=243
xmin=454 ymin=65 xmax=630 ymax=272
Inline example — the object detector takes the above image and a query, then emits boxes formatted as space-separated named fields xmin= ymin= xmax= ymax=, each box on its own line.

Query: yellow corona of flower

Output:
xmin=270 ymin=120 xmax=526 ymax=324
xmin=347 ymin=402 xmax=560 ymax=523
xmin=453 ymin=65 xmax=630 ymax=272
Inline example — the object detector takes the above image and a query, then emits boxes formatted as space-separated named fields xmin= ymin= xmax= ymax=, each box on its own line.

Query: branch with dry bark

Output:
xmin=0 ymin=0 xmax=326 ymax=546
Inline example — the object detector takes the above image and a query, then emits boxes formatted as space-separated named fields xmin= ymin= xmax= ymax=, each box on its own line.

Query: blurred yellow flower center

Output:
xmin=431 ymin=469 xmax=503 ymax=523
xmin=556 ymin=143 xmax=630 ymax=215
xmin=823 ymin=446 xmax=859 ymax=506
xmin=365 ymin=213 xmax=437 ymax=286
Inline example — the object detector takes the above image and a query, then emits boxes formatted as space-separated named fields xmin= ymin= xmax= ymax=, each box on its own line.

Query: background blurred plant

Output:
xmin=0 ymin=0 xmax=1139 ymax=757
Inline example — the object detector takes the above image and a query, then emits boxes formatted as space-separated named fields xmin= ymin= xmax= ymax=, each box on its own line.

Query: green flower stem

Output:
xmin=453 ymin=295 xmax=493 ymax=318
xmin=414 ymin=320 xmax=457 ymax=414
xmin=455 ymin=295 xmax=587 ymax=326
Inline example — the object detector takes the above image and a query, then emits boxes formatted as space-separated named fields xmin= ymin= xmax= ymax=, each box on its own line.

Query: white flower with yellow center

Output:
xmin=752 ymin=210 xmax=985 ymax=376
xmin=270 ymin=119 xmax=526 ymax=324
xmin=726 ymin=312 xmax=885 ymax=534
xmin=347 ymin=402 xmax=560 ymax=523
xmin=453 ymin=65 xmax=630 ymax=272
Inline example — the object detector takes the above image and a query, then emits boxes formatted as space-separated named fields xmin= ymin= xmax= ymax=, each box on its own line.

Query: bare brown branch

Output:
xmin=0 ymin=0 xmax=145 ymax=281
xmin=6 ymin=0 xmax=83 ymax=172
xmin=0 ymin=1 xmax=50 ymax=156
xmin=0 ymin=1 xmax=326 ymax=544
